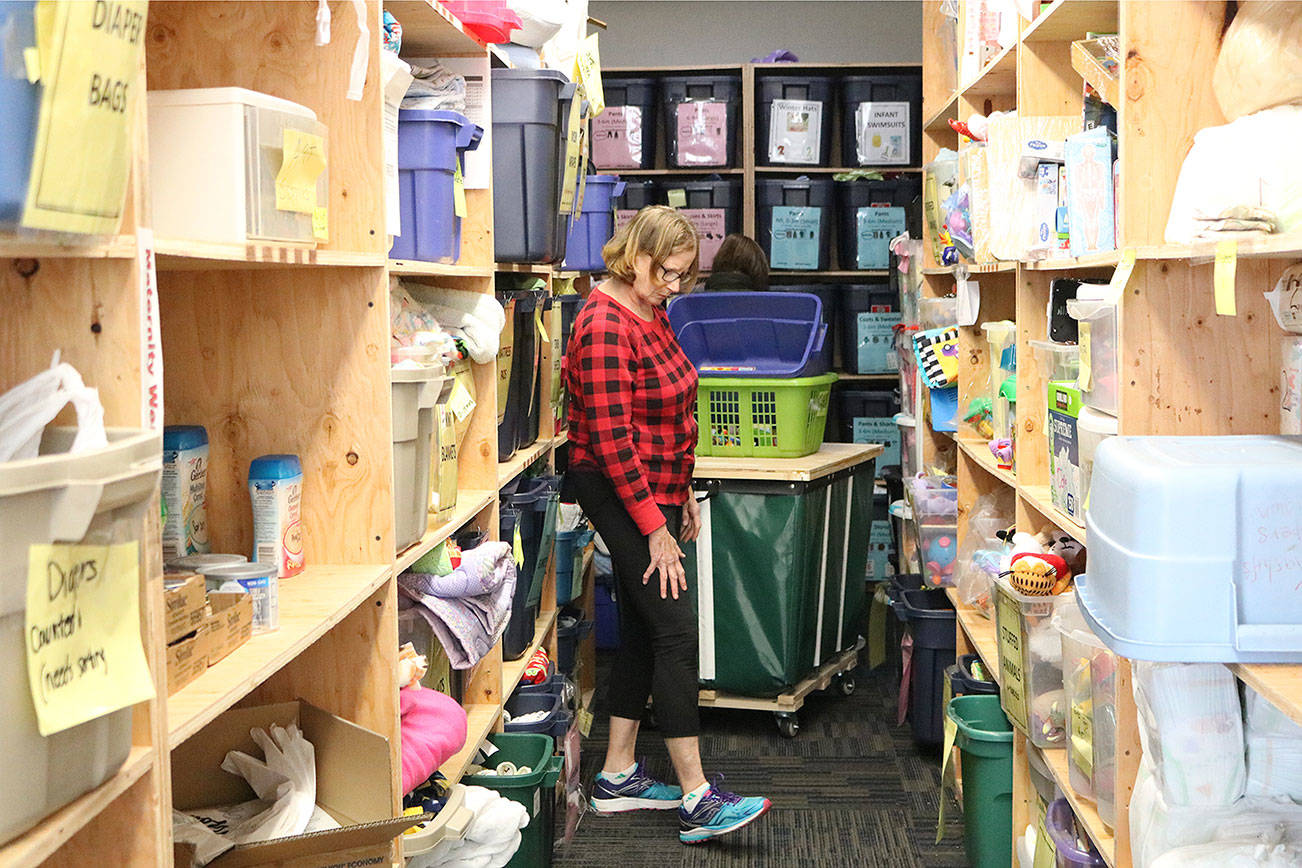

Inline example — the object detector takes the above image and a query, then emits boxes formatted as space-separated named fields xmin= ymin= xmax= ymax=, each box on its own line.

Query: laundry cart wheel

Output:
xmin=775 ymin=712 xmax=799 ymax=738
xmin=833 ymin=672 xmax=856 ymax=697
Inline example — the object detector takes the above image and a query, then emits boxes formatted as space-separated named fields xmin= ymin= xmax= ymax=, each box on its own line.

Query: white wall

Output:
xmin=589 ymin=1 xmax=922 ymax=67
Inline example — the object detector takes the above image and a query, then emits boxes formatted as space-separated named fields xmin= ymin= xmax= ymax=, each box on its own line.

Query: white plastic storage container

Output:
xmin=148 ymin=88 xmax=329 ymax=244
xmin=1077 ymin=407 xmax=1117 ymax=513
xmin=895 ymin=413 xmax=918 ymax=478
xmin=1080 ymin=435 xmax=1302 ymax=662
xmin=1030 ymin=339 xmax=1080 ymax=383
xmin=402 ymin=783 xmax=474 ymax=867
xmin=1066 ymin=298 xmax=1119 ymax=415
xmin=994 ymin=576 xmax=1067 ymax=747
xmin=0 ymin=428 xmax=160 ymax=845
xmin=392 ymin=367 xmax=446 ymax=554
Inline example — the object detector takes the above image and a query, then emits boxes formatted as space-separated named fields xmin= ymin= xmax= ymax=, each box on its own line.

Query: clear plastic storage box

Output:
xmin=1030 ymin=340 xmax=1081 ymax=383
xmin=1066 ymin=298 xmax=1119 ymax=415
xmin=1055 ymin=596 xmax=1104 ymax=800
xmin=148 ymin=88 xmax=329 ymax=244
xmin=982 ymin=321 xmax=1017 ymax=441
xmin=391 ymin=367 xmax=446 ymax=554
xmin=994 ymin=576 xmax=1068 ymax=747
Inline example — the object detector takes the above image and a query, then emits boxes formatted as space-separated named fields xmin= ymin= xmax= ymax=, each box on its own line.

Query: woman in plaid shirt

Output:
xmin=564 ymin=207 xmax=771 ymax=844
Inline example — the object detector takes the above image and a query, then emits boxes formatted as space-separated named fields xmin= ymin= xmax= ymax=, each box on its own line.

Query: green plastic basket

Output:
xmin=695 ymin=373 xmax=837 ymax=458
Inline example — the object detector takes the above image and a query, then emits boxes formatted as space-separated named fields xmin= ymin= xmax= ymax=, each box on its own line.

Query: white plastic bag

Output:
xmin=0 ymin=357 xmax=107 ymax=462
xmin=212 ymin=723 xmax=318 ymax=844
xmin=1245 ymin=686 xmax=1302 ymax=800
xmin=1212 ymin=1 xmax=1302 ymax=121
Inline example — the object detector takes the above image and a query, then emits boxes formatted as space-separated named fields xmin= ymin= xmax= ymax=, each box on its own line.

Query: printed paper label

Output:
xmin=855 ymin=101 xmax=910 ymax=166
xmin=852 ymin=416 xmax=901 ymax=466
xmin=768 ymin=98 xmax=822 ymax=164
xmin=856 ymin=206 xmax=906 ymax=269
xmin=675 ymin=101 xmax=728 ymax=166
xmin=856 ymin=312 xmax=902 ymax=374
xmin=683 ymin=208 xmax=726 ymax=270
xmin=996 ymin=582 xmax=1029 ymax=730
xmin=769 ymin=206 xmax=822 ymax=270
xmin=615 ymin=208 xmax=637 ymax=234
xmin=592 ymin=106 xmax=642 ymax=169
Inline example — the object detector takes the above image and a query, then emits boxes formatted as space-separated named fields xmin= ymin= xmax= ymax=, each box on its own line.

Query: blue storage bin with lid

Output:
xmin=1079 ymin=434 xmax=1302 ymax=662
xmin=668 ymin=291 xmax=829 ymax=378
xmin=562 ymin=175 xmax=625 ymax=272
xmin=390 ymin=109 xmax=483 ymax=263
xmin=0 ymin=2 xmax=39 ymax=226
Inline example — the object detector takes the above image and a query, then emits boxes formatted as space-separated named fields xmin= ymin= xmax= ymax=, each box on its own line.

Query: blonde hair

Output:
xmin=602 ymin=205 xmax=700 ymax=291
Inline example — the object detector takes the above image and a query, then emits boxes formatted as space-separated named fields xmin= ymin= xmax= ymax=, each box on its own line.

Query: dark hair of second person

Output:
xmin=703 ymin=233 xmax=769 ymax=291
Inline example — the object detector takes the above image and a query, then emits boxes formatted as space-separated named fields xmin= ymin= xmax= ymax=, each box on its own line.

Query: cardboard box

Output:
xmin=166 ymin=631 xmax=208 ymax=695
xmin=173 ymin=701 xmax=418 ymax=868
xmin=1048 ymin=381 xmax=1084 ymax=520
xmin=164 ymin=572 xmax=207 ymax=644
xmin=200 ymin=591 xmax=254 ymax=665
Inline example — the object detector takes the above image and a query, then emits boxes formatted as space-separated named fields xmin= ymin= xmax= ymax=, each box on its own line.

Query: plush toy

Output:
xmin=964 ymin=397 xmax=994 ymax=439
xmin=1006 ymin=551 xmax=1071 ymax=596
xmin=1038 ymin=530 xmax=1086 ymax=580
xmin=989 ymin=437 xmax=1014 ymax=468
xmin=925 ymin=532 xmax=957 ymax=587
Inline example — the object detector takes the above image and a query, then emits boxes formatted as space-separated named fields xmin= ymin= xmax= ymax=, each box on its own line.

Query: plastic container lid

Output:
xmin=248 ymin=454 xmax=303 ymax=480
xmin=148 ymin=87 xmax=317 ymax=120
xmin=163 ymin=425 xmax=208 ymax=450
xmin=893 ymin=412 xmax=916 ymax=428
xmin=981 ymin=320 xmax=1016 ymax=345
xmin=1029 ymin=339 xmax=1080 ymax=382
xmin=1078 ymin=407 xmax=1118 ymax=436
xmin=1065 ymin=297 xmax=1115 ymax=322
xmin=167 ymin=553 xmax=247 ymax=571
xmin=199 ymin=562 xmax=278 ymax=580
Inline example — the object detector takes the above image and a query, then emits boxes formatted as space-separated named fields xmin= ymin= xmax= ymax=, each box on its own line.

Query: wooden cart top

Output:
xmin=693 ymin=443 xmax=884 ymax=483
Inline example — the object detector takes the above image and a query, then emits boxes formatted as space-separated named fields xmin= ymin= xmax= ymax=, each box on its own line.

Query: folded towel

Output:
xmin=399 ymin=543 xmax=518 ymax=669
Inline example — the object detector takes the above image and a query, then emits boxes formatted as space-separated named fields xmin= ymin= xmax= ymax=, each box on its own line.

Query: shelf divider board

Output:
xmin=1020 ymin=484 xmax=1087 ymax=543
xmin=1021 ymin=0 xmax=1118 ymax=44
xmin=386 ymin=0 xmax=488 ymax=57
xmin=1231 ymin=664 xmax=1302 ymax=729
xmin=439 ymin=703 xmax=504 ymax=784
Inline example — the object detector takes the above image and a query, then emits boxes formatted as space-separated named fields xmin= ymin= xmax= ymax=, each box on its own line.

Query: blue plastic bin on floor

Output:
xmin=563 ymin=175 xmax=625 ymax=272
xmin=391 ymin=110 xmax=482 ymax=263
xmin=668 ymin=291 xmax=829 ymax=378
xmin=0 ymin=2 xmax=39 ymax=225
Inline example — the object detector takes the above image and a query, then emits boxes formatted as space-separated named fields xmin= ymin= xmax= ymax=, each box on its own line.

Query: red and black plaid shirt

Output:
xmin=564 ymin=288 xmax=699 ymax=535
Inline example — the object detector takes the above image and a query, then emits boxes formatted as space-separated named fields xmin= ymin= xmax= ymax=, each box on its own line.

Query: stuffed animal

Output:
xmin=1006 ymin=551 xmax=1071 ymax=596
xmin=1038 ymin=530 xmax=1086 ymax=580
xmin=925 ymin=532 xmax=957 ymax=587
xmin=989 ymin=437 xmax=1014 ymax=467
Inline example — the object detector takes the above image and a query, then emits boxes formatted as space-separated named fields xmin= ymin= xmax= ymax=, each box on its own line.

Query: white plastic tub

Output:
xmin=148 ymin=87 xmax=329 ymax=244
xmin=392 ymin=368 xmax=446 ymax=554
xmin=403 ymin=783 xmax=474 ymax=866
xmin=1066 ymin=298 xmax=1119 ymax=415
xmin=1081 ymin=435 xmax=1302 ymax=662
xmin=0 ymin=427 xmax=160 ymax=845
xmin=1056 ymin=596 xmax=1104 ymax=801
xmin=1077 ymin=407 xmax=1117 ymax=514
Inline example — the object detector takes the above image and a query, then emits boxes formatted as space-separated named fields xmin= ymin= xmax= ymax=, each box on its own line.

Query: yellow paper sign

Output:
xmin=996 ymin=582 xmax=1029 ymax=731
xmin=453 ymin=161 xmax=468 ymax=219
xmin=1105 ymin=247 xmax=1136 ymax=303
xmin=26 ymin=542 xmax=156 ymax=736
xmin=935 ymin=684 xmax=958 ymax=843
xmin=1077 ymin=321 xmax=1093 ymax=391
xmin=22 ymin=0 xmax=148 ymax=234
xmin=558 ymin=89 xmax=584 ymax=214
xmin=574 ymin=32 xmax=605 ymax=116
xmin=667 ymin=187 xmax=687 ymax=209
xmin=1071 ymin=700 xmax=1094 ymax=778
xmin=1034 ymin=798 xmax=1057 ymax=868
xmin=448 ymin=377 xmax=476 ymax=423
xmin=1215 ymin=239 xmax=1238 ymax=316
xmin=23 ymin=46 xmax=40 ymax=83
xmin=578 ymin=707 xmax=594 ymax=738
xmin=513 ymin=524 xmax=525 ymax=568
xmin=535 ymin=306 xmax=549 ymax=344
xmin=276 ymin=128 xmax=327 ymax=214
xmin=312 ymin=207 xmax=329 ymax=242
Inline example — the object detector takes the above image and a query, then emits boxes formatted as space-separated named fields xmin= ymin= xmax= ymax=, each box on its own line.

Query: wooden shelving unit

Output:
xmin=923 ymin=2 xmax=1302 ymax=865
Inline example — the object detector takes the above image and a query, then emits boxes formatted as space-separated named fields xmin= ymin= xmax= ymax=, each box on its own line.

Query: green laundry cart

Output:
xmin=687 ymin=443 xmax=882 ymax=738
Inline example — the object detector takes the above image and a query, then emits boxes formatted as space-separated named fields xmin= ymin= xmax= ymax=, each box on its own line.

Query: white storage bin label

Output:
xmin=593 ymin=106 xmax=643 ymax=169
xmin=857 ymin=312 xmax=902 ymax=373
xmin=768 ymin=98 xmax=823 ymax=164
xmin=856 ymin=206 xmax=906 ymax=268
xmin=25 ymin=542 xmax=155 ymax=736
xmin=682 ymin=208 xmax=725 ymax=271
xmin=855 ymin=101 xmax=910 ymax=166
xmin=770 ymin=205 xmax=821 ymax=269
xmin=852 ymin=416 xmax=900 ymax=466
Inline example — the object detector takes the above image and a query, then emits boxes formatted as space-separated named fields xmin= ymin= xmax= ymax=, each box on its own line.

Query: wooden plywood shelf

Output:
xmin=495 ymin=262 xmax=556 ymax=275
xmin=395 ymin=489 xmax=497 ymax=575
xmin=1022 ymin=0 xmax=1118 ymax=44
xmin=1142 ymin=233 xmax=1302 ymax=264
xmin=0 ymin=234 xmax=137 ymax=259
xmin=0 ymin=745 xmax=153 ymax=867
xmin=948 ymin=588 xmax=1000 ymax=681
xmin=694 ymin=442 xmax=883 ymax=482
xmin=386 ymin=0 xmax=487 ymax=56
xmin=440 ymin=703 xmax=504 ymax=785
xmin=958 ymin=437 xmax=1016 ymax=488
xmin=1040 ymin=745 xmax=1117 ymax=866
xmin=168 ymin=564 xmax=392 ymax=748
xmin=153 ymin=238 xmax=385 ymax=270
xmin=1231 ymin=664 xmax=1302 ymax=728
xmin=923 ymin=261 xmax=1017 ymax=275
xmin=617 ymin=168 xmax=745 ymax=176
xmin=498 ymin=437 xmax=555 ymax=488
xmin=502 ymin=608 xmax=561 ymax=697
xmin=1021 ymin=484 xmax=1088 ymax=543
xmin=964 ymin=42 xmax=1017 ymax=98
xmin=389 ymin=259 xmax=495 ymax=278
xmin=924 ymin=91 xmax=959 ymax=133
xmin=1025 ymin=250 xmax=1123 ymax=271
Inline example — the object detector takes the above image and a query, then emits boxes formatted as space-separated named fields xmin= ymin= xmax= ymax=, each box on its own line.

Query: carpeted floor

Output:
xmin=553 ymin=655 xmax=968 ymax=867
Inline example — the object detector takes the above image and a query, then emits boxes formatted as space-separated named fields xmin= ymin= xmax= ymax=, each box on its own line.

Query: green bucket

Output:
xmin=948 ymin=694 xmax=1014 ymax=868
xmin=467 ymin=733 xmax=563 ymax=867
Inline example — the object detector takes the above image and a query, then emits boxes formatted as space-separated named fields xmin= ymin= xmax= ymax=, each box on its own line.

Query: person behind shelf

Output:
xmin=702 ymin=233 xmax=770 ymax=291
xmin=560 ymin=206 xmax=772 ymax=844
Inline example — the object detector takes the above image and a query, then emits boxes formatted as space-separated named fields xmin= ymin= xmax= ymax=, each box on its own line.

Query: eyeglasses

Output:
xmin=656 ymin=264 xmax=687 ymax=286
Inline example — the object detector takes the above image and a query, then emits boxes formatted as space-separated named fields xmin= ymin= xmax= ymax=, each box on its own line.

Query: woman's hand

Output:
xmin=643 ymin=525 xmax=687 ymax=600
xmin=680 ymin=493 xmax=701 ymax=543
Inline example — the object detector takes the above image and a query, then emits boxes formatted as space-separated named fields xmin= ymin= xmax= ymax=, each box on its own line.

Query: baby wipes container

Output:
xmin=0 ymin=428 xmax=159 ymax=845
xmin=1080 ymin=435 xmax=1302 ymax=662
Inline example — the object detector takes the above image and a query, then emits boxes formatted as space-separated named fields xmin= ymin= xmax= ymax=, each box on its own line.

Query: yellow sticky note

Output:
xmin=558 ymin=91 xmax=583 ymax=215
xmin=22 ymin=0 xmax=147 ymax=234
xmin=448 ymin=378 xmax=476 ymax=422
xmin=513 ymin=525 xmax=525 ymax=568
xmin=535 ymin=306 xmax=549 ymax=343
xmin=935 ymin=699 xmax=958 ymax=843
xmin=26 ymin=543 xmax=156 ymax=736
xmin=579 ymin=707 xmax=594 ymax=738
xmin=276 ymin=128 xmax=327 ymax=214
xmin=312 ymin=206 xmax=328 ymax=241
xmin=23 ymin=46 xmax=40 ymax=83
xmin=667 ymin=188 xmax=687 ymax=209
xmin=453 ymin=161 xmax=468 ymax=219
xmin=1215 ymin=239 xmax=1238 ymax=316
xmin=574 ymin=32 xmax=605 ymax=116
xmin=1077 ymin=321 xmax=1092 ymax=391
xmin=1105 ymin=247 xmax=1136 ymax=303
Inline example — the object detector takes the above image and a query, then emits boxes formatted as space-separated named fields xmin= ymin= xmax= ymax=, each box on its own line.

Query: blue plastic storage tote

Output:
xmin=554 ymin=527 xmax=594 ymax=605
xmin=0 ymin=2 xmax=39 ymax=225
xmin=391 ymin=110 xmax=482 ymax=263
xmin=504 ymin=691 xmax=571 ymax=741
xmin=668 ymin=291 xmax=829 ymax=378
xmin=562 ymin=175 xmax=625 ymax=272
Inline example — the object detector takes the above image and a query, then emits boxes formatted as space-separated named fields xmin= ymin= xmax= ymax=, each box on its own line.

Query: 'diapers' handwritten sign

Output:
xmin=25 ymin=543 xmax=155 ymax=736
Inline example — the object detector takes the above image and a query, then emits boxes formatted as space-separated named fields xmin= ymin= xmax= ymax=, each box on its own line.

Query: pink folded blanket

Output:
xmin=400 ymin=687 xmax=468 ymax=794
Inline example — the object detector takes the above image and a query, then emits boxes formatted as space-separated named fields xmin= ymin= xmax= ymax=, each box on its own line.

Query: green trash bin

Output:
xmin=466 ymin=733 xmax=562 ymax=867
xmin=685 ymin=457 xmax=876 ymax=696
xmin=948 ymin=694 xmax=1014 ymax=868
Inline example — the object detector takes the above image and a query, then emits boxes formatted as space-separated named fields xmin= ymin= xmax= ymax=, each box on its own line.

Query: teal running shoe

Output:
xmin=589 ymin=761 xmax=683 ymax=814
xmin=678 ymin=778 xmax=772 ymax=844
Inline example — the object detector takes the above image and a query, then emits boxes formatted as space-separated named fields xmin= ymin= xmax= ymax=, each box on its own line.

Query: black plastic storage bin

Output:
xmin=768 ymin=282 xmax=836 ymax=373
xmin=509 ymin=290 xmax=539 ymax=454
xmin=557 ymin=607 xmax=594 ymax=678
xmin=828 ymin=386 xmax=901 ymax=468
xmin=557 ymin=294 xmax=583 ymax=357
xmin=522 ymin=292 xmax=550 ymax=449
xmin=614 ymin=178 xmax=658 ymax=214
xmin=840 ymin=73 xmax=924 ymax=168
xmin=757 ymin=177 xmax=835 ymax=272
xmin=835 ymin=176 xmax=922 ymax=270
xmin=504 ymin=691 xmax=572 ymax=741
xmin=496 ymin=290 xmax=522 ymax=462
xmin=659 ymin=175 xmax=743 ymax=272
xmin=491 ymin=68 xmax=576 ymax=263
xmin=949 ymin=653 xmax=999 ymax=696
xmin=897 ymin=588 xmax=957 ymax=746
xmin=839 ymin=283 xmax=899 ymax=374
xmin=593 ymin=77 xmax=658 ymax=170
xmin=501 ymin=507 xmax=534 ymax=659
xmin=755 ymin=74 xmax=835 ymax=167
xmin=662 ymin=75 xmax=742 ymax=169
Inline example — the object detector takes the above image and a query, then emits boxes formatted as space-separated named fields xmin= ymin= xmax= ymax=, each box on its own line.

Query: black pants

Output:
xmin=564 ymin=470 xmax=700 ymax=738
